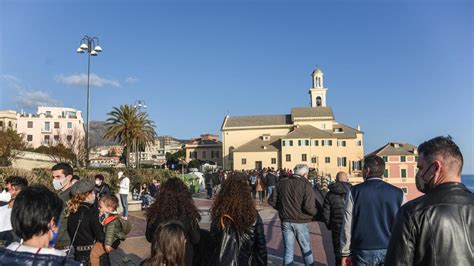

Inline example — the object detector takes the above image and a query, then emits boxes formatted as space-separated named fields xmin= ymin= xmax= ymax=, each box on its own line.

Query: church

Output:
xmin=221 ymin=68 xmax=365 ymax=178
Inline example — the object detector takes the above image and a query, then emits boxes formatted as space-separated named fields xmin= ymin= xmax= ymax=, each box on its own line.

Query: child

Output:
xmin=90 ymin=195 xmax=131 ymax=265
xmin=141 ymin=222 xmax=187 ymax=266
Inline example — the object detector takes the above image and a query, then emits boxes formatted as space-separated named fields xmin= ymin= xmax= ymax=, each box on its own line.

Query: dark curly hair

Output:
xmin=146 ymin=178 xmax=201 ymax=227
xmin=211 ymin=173 xmax=256 ymax=233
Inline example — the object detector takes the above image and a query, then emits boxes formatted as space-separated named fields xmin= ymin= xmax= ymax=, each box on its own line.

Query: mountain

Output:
xmin=89 ymin=121 xmax=118 ymax=147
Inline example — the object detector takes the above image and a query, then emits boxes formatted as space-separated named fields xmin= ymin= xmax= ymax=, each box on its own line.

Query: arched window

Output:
xmin=229 ymin=146 xmax=235 ymax=160
xmin=316 ymin=96 xmax=322 ymax=107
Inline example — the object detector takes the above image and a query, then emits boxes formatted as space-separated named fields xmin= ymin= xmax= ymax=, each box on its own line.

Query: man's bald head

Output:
xmin=336 ymin=171 xmax=348 ymax=182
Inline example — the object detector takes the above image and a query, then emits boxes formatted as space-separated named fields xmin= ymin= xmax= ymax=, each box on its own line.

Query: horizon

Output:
xmin=1 ymin=0 xmax=472 ymax=173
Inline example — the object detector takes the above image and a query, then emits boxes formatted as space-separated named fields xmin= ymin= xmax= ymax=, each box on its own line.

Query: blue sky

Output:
xmin=1 ymin=0 xmax=473 ymax=173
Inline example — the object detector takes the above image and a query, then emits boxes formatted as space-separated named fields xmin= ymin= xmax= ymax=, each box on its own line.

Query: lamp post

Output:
xmin=77 ymin=35 xmax=102 ymax=168
xmin=134 ymin=100 xmax=147 ymax=169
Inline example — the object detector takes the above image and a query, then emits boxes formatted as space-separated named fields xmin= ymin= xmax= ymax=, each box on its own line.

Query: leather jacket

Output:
xmin=210 ymin=212 xmax=267 ymax=265
xmin=385 ymin=182 xmax=474 ymax=266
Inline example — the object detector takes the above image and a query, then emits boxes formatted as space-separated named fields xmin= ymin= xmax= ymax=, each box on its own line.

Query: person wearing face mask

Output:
xmin=340 ymin=155 xmax=406 ymax=266
xmin=94 ymin=174 xmax=111 ymax=200
xmin=0 ymin=185 xmax=79 ymax=265
xmin=66 ymin=180 xmax=106 ymax=265
xmin=385 ymin=136 xmax=474 ymax=266
xmin=51 ymin=163 xmax=75 ymax=250
xmin=0 ymin=176 xmax=28 ymax=247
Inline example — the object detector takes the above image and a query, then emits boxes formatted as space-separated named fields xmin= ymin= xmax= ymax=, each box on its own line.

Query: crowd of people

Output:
xmin=0 ymin=135 xmax=472 ymax=266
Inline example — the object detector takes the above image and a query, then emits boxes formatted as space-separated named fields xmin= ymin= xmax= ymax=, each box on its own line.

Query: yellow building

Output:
xmin=221 ymin=68 xmax=364 ymax=178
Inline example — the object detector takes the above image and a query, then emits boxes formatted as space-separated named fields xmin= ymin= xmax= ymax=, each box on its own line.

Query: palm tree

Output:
xmin=103 ymin=105 xmax=156 ymax=167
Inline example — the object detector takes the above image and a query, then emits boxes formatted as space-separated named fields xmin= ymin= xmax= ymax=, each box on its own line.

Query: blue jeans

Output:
xmin=353 ymin=249 xmax=386 ymax=266
xmin=267 ymin=186 xmax=275 ymax=199
xmin=281 ymin=222 xmax=314 ymax=266
xmin=120 ymin=194 xmax=128 ymax=217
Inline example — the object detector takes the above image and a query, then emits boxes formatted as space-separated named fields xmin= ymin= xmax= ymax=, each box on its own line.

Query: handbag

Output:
xmin=213 ymin=214 xmax=240 ymax=266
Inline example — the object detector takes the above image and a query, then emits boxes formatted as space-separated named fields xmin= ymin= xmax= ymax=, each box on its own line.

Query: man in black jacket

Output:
xmin=269 ymin=164 xmax=317 ymax=266
xmin=322 ymin=171 xmax=352 ymax=266
xmin=385 ymin=136 xmax=474 ymax=266
xmin=264 ymin=169 xmax=278 ymax=200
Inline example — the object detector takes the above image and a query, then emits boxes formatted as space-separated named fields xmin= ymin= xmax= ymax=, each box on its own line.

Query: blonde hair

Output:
xmin=66 ymin=191 xmax=92 ymax=216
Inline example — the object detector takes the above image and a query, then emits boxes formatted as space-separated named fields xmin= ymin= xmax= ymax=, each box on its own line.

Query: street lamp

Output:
xmin=134 ymin=100 xmax=147 ymax=168
xmin=77 ymin=35 xmax=102 ymax=167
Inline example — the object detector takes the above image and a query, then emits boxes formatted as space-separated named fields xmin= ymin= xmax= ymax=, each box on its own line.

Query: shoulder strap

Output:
xmin=220 ymin=214 xmax=234 ymax=228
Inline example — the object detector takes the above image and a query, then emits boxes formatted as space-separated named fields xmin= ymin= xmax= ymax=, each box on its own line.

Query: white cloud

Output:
xmin=125 ymin=76 xmax=139 ymax=84
xmin=15 ymin=90 xmax=62 ymax=109
xmin=1 ymin=74 xmax=62 ymax=109
xmin=55 ymin=73 xmax=121 ymax=88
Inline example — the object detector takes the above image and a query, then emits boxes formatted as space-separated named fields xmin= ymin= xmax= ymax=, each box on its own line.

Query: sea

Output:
xmin=462 ymin=174 xmax=474 ymax=192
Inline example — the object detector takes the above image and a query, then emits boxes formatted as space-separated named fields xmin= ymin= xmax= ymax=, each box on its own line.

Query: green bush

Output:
xmin=0 ymin=167 xmax=175 ymax=194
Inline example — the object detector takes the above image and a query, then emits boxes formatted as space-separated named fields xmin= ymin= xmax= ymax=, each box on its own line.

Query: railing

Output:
xmin=41 ymin=128 xmax=52 ymax=133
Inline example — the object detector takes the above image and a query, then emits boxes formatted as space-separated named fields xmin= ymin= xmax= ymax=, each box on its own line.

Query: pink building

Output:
xmin=368 ymin=142 xmax=423 ymax=200
xmin=16 ymin=107 xmax=85 ymax=149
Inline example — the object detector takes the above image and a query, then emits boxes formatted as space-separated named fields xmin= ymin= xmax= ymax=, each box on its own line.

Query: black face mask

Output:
xmin=416 ymin=163 xmax=436 ymax=193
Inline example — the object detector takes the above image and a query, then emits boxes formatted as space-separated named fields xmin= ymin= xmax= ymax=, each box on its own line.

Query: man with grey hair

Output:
xmin=269 ymin=164 xmax=317 ymax=265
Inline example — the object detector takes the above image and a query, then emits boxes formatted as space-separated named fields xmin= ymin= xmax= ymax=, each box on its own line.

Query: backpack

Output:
xmin=213 ymin=215 xmax=240 ymax=266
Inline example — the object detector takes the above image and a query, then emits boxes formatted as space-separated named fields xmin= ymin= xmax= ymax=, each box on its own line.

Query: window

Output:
xmin=27 ymin=121 xmax=33 ymax=128
xmin=54 ymin=135 xmax=59 ymax=141
xmin=189 ymin=152 xmax=193 ymax=158
xmin=356 ymin=140 xmax=362 ymax=146
xmin=401 ymin=187 xmax=408 ymax=194
xmin=337 ymin=157 xmax=347 ymax=167
xmin=322 ymin=140 xmax=326 ymax=146
xmin=0 ymin=121 xmax=3 ymax=127
xmin=415 ymin=156 xmax=418 ymax=162
xmin=337 ymin=140 xmax=346 ymax=147
xmin=302 ymin=154 xmax=307 ymax=161
xmin=45 ymin=111 xmax=51 ymax=115
xmin=282 ymin=140 xmax=286 ymax=146
xmin=401 ymin=156 xmax=406 ymax=162
xmin=67 ymin=122 xmax=72 ymax=129
xmin=305 ymin=140 xmax=310 ymax=146
xmin=242 ymin=158 xmax=247 ymax=165
xmin=202 ymin=151 xmax=207 ymax=159
xmin=321 ymin=123 xmax=326 ymax=129
xmin=54 ymin=122 xmax=60 ymax=129
xmin=384 ymin=169 xmax=388 ymax=178
xmin=27 ymin=135 xmax=33 ymax=141
xmin=325 ymin=157 xmax=330 ymax=163
xmin=401 ymin=169 xmax=407 ymax=178
xmin=286 ymin=154 xmax=291 ymax=162
xmin=215 ymin=151 xmax=219 ymax=158
xmin=311 ymin=157 xmax=317 ymax=163
xmin=314 ymin=140 xmax=319 ymax=146
xmin=383 ymin=156 xmax=388 ymax=162
xmin=44 ymin=122 xmax=50 ymax=131
xmin=192 ymin=151 xmax=198 ymax=159
xmin=352 ymin=161 xmax=362 ymax=171
xmin=289 ymin=140 xmax=293 ymax=147
xmin=67 ymin=135 xmax=72 ymax=142
xmin=298 ymin=140 xmax=302 ymax=146
xmin=271 ymin=158 xmax=276 ymax=164
xmin=328 ymin=140 xmax=333 ymax=146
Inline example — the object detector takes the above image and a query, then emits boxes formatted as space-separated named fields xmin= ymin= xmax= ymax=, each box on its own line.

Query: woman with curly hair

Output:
xmin=145 ymin=177 xmax=201 ymax=266
xmin=66 ymin=179 xmax=106 ymax=265
xmin=210 ymin=173 xmax=267 ymax=265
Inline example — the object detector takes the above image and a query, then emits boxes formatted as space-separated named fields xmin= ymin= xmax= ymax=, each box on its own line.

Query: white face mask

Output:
xmin=53 ymin=178 xmax=65 ymax=191
xmin=95 ymin=180 xmax=102 ymax=186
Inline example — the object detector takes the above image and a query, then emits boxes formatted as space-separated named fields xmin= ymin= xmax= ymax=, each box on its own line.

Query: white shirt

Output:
xmin=119 ymin=176 xmax=130 ymax=195
xmin=0 ymin=190 xmax=11 ymax=202
xmin=0 ymin=204 xmax=12 ymax=232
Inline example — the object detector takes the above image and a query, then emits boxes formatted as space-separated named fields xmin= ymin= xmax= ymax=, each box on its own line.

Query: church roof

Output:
xmin=233 ymin=136 xmax=282 ymax=153
xmin=368 ymin=143 xmax=417 ymax=156
xmin=223 ymin=114 xmax=292 ymax=128
xmin=291 ymin=107 xmax=334 ymax=120
xmin=284 ymin=125 xmax=333 ymax=139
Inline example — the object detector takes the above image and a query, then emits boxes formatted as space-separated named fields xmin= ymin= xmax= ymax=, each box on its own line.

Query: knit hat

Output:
xmin=71 ymin=180 xmax=95 ymax=196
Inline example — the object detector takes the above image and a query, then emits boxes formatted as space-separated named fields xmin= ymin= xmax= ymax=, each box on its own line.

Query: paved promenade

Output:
xmin=110 ymin=198 xmax=335 ymax=265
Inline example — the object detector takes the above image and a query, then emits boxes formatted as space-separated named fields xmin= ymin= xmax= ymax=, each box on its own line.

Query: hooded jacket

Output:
xmin=323 ymin=181 xmax=352 ymax=231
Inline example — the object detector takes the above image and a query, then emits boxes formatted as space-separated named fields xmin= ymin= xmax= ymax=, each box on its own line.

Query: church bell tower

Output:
xmin=309 ymin=68 xmax=328 ymax=107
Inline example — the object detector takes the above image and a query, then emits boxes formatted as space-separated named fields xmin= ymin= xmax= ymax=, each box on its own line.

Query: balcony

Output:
xmin=41 ymin=128 xmax=52 ymax=133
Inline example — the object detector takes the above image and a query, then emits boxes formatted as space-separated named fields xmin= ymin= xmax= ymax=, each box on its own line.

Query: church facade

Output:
xmin=221 ymin=69 xmax=365 ymax=178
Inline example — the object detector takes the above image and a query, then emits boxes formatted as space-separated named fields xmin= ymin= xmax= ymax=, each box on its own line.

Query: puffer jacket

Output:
xmin=385 ymin=182 xmax=474 ymax=266
xmin=210 ymin=211 xmax=267 ymax=266
xmin=323 ymin=181 xmax=352 ymax=231
xmin=322 ymin=181 xmax=352 ymax=259
xmin=0 ymin=246 xmax=79 ymax=265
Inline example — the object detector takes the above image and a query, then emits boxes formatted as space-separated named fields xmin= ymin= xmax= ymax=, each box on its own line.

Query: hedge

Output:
xmin=0 ymin=167 xmax=179 ymax=194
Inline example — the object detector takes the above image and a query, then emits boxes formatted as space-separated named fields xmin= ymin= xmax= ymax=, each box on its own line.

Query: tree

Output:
xmin=103 ymin=105 xmax=157 ymax=168
xmin=0 ymin=129 xmax=27 ymax=166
